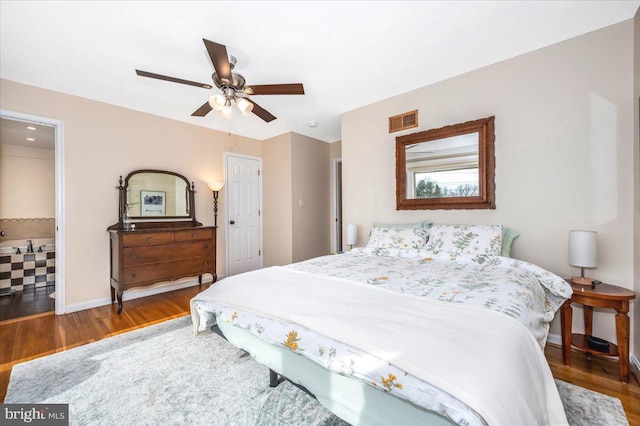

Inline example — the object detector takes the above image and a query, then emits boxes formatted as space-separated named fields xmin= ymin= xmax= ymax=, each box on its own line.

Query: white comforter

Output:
xmin=191 ymin=265 xmax=569 ymax=426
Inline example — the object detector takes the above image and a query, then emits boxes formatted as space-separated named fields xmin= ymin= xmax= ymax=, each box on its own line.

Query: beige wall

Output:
xmin=0 ymin=144 xmax=55 ymax=218
xmin=262 ymin=133 xmax=293 ymax=266
xmin=0 ymin=79 xmax=261 ymax=307
xmin=261 ymin=132 xmax=332 ymax=265
xmin=291 ymin=133 xmax=331 ymax=262
xmin=633 ymin=10 xmax=640 ymax=362
xmin=342 ymin=21 xmax=637 ymax=352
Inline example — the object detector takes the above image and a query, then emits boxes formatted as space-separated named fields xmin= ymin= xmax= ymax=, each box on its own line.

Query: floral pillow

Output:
xmin=365 ymin=227 xmax=429 ymax=250
xmin=423 ymin=224 xmax=503 ymax=261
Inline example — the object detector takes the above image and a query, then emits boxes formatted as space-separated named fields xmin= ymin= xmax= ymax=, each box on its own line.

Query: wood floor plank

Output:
xmin=1 ymin=283 xmax=638 ymax=423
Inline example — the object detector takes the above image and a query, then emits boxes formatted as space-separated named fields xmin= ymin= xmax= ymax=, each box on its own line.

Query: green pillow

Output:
xmin=501 ymin=227 xmax=519 ymax=257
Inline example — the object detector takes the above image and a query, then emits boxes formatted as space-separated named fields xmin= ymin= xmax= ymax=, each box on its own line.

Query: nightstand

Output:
xmin=560 ymin=281 xmax=636 ymax=382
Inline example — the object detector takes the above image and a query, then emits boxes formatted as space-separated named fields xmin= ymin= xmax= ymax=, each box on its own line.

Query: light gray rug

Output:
xmin=4 ymin=316 xmax=629 ymax=426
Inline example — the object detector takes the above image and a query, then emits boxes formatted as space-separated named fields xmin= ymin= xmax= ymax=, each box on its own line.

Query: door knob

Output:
xmin=0 ymin=230 xmax=5 ymax=237
xmin=229 ymin=220 xmax=235 ymax=225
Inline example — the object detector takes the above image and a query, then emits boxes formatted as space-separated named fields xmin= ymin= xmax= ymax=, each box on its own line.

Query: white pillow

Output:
xmin=424 ymin=224 xmax=503 ymax=260
xmin=365 ymin=227 xmax=429 ymax=250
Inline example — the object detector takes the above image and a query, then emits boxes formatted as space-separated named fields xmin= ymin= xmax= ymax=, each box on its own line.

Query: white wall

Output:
xmin=342 ymin=21 xmax=636 ymax=350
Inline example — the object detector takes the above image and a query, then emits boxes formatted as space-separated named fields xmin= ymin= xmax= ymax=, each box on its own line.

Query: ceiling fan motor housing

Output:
xmin=213 ymin=72 xmax=246 ymax=92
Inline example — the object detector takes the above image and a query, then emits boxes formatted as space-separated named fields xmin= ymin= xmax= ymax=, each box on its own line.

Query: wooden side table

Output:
xmin=560 ymin=281 xmax=636 ymax=382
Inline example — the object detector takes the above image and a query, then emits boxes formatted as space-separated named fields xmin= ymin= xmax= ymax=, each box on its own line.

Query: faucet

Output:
xmin=26 ymin=240 xmax=34 ymax=253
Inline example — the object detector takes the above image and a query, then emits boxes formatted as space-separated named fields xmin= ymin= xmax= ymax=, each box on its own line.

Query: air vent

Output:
xmin=389 ymin=110 xmax=418 ymax=133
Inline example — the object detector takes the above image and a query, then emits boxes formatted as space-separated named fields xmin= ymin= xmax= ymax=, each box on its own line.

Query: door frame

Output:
xmin=0 ymin=109 xmax=66 ymax=315
xmin=333 ymin=157 xmax=343 ymax=253
xmin=223 ymin=152 xmax=263 ymax=276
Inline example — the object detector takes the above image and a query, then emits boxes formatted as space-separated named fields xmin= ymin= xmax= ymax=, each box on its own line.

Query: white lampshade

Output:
xmin=208 ymin=94 xmax=226 ymax=112
xmin=218 ymin=103 xmax=233 ymax=120
xmin=208 ymin=181 xmax=224 ymax=192
xmin=569 ymin=230 xmax=597 ymax=268
xmin=345 ymin=224 xmax=357 ymax=246
xmin=236 ymin=98 xmax=254 ymax=116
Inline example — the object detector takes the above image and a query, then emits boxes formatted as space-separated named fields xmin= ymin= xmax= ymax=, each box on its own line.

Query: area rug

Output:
xmin=4 ymin=316 xmax=629 ymax=425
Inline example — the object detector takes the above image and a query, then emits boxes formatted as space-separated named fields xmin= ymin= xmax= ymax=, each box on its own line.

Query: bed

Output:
xmin=190 ymin=224 xmax=573 ymax=425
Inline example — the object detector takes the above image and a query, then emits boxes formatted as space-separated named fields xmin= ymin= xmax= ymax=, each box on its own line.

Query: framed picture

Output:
xmin=140 ymin=190 xmax=166 ymax=216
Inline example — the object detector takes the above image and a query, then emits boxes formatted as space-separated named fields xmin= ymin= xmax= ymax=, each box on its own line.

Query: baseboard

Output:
xmin=547 ymin=333 xmax=561 ymax=346
xmin=65 ymin=274 xmax=223 ymax=314
xmin=631 ymin=353 xmax=640 ymax=374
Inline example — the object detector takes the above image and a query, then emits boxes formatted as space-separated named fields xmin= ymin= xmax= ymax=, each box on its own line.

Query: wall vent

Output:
xmin=389 ymin=110 xmax=418 ymax=133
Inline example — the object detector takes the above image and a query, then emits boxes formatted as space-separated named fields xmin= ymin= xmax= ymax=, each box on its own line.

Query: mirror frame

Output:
xmin=396 ymin=116 xmax=495 ymax=210
xmin=119 ymin=169 xmax=197 ymax=225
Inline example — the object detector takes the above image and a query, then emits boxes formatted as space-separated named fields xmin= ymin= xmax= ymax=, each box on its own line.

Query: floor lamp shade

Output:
xmin=569 ymin=230 xmax=597 ymax=285
xmin=345 ymin=224 xmax=357 ymax=247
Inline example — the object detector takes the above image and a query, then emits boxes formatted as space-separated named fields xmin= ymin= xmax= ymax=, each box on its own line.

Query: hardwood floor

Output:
xmin=0 ymin=285 xmax=55 ymax=321
xmin=545 ymin=343 xmax=640 ymax=425
xmin=1 ymin=284 xmax=639 ymax=424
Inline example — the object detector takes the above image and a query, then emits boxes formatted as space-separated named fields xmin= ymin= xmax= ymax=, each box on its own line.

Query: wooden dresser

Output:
xmin=109 ymin=225 xmax=216 ymax=313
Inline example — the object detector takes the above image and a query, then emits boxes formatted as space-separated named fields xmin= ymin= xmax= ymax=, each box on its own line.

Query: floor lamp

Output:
xmin=208 ymin=181 xmax=224 ymax=227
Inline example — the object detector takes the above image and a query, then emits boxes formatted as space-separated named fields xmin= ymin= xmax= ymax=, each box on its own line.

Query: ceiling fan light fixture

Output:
xmin=218 ymin=102 xmax=233 ymax=120
xmin=209 ymin=94 xmax=226 ymax=112
xmin=236 ymin=98 xmax=254 ymax=116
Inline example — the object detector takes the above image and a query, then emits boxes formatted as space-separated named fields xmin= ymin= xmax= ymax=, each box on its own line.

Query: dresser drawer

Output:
xmin=174 ymin=228 xmax=213 ymax=242
xmin=122 ymin=232 xmax=174 ymax=247
xmin=123 ymin=241 xmax=213 ymax=267
xmin=123 ymin=256 xmax=213 ymax=287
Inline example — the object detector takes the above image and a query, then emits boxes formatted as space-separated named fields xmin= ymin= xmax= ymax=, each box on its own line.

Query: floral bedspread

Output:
xmin=288 ymin=248 xmax=572 ymax=348
xmin=192 ymin=250 xmax=571 ymax=426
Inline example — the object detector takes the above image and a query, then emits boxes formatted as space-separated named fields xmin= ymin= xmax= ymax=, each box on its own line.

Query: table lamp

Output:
xmin=345 ymin=224 xmax=357 ymax=250
xmin=569 ymin=230 xmax=598 ymax=286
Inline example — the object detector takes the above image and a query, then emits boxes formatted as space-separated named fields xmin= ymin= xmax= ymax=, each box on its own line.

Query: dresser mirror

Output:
xmin=396 ymin=116 xmax=495 ymax=210
xmin=116 ymin=169 xmax=198 ymax=227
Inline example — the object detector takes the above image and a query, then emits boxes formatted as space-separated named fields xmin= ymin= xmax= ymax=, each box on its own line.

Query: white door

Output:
xmin=225 ymin=153 xmax=262 ymax=276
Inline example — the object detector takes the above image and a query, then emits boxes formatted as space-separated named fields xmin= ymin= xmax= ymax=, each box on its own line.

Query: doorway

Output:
xmin=224 ymin=152 xmax=262 ymax=276
xmin=0 ymin=109 xmax=65 ymax=319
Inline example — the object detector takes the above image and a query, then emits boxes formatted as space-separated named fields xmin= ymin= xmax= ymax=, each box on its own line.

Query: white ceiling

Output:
xmin=1 ymin=1 xmax=638 ymax=143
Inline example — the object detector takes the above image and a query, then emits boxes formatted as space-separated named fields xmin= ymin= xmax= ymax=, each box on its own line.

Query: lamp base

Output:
xmin=570 ymin=276 xmax=597 ymax=286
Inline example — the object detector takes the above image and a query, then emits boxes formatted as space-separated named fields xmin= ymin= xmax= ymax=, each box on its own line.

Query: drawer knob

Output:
xmin=131 ymin=273 xmax=136 ymax=278
xmin=203 ymin=245 xmax=208 ymax=249
xmin=131 ymin=254 xmax=137 ymax=260
xmin=146 ymin=237 xmax=153 ymax=242
xmin=192 ymin=233 xmax=197 ymax=238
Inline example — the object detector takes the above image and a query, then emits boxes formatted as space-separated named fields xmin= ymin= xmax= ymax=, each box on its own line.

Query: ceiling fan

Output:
xmin=135 ymin=39 xmax=304 ymax=122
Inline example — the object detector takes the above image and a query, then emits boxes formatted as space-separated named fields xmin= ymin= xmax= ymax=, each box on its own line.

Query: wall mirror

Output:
xmin=396 ymin=116 xmax=495 ymax=210
xmin=118 ymin=169 xmax=197 ymax=224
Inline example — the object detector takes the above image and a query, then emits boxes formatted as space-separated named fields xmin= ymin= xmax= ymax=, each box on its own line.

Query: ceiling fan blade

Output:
xmin=203 ymin=39 xmax=232 ymax=82
xmin=249 ymin=100 xmax=276 ymax=122
xmin=191 ymin=101 xmax=213 ymax=117
xmin=135 ymin=70 xmax=212 ymax=89
xmin=246 ymin=84 xmax=305 ymax=96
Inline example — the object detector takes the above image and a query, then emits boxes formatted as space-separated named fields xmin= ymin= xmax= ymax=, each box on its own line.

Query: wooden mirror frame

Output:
xmin=117 ymin=169 xmax=198 ymax=228
xmin=396 ymin=116 xmax=495 ymax=210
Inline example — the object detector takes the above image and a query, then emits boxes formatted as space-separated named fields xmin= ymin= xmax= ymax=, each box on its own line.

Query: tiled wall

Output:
xmin=0 ymin=250 xmax=55 ymax=291
xmin=0 ymin=218 xmax=55 ymax=247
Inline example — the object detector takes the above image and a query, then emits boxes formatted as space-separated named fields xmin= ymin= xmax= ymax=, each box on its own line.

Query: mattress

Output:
xmin=191 ymin=250 xmax=571 ymax=425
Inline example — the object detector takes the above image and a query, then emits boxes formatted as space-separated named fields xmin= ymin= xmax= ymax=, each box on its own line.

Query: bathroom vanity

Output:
xmin=107 ymin=169 xmax=216 ymax=313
